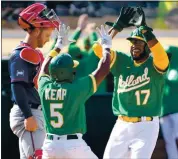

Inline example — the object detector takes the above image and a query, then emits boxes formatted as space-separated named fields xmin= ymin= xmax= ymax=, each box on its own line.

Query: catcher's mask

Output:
xmin=49 ymin=53 xmax=79 ymax=83
xmin=18 ymin=3 xmax=61 ymax=32
xmin=127 ymin=28 xmax=150 ymax=61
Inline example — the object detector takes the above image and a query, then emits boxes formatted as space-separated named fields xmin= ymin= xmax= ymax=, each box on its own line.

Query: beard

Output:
xmin=131 ymin=50 xmax=148 ymax=61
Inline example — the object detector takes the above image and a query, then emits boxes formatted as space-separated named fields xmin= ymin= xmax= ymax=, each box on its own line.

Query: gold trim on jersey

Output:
xmin=110 ymin=50 xmax=117 ymax=68
xmin=89 ymin=74 xmax=97 ymax=93
xmin=153 ymin=63 xmax=166 ymax=74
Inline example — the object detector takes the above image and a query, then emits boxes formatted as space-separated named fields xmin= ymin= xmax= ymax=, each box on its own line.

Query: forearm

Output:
xmin=92 ymin=48 xmax=111 ymax=86
xmin=90 ymin=32 xmax=98 ymax=44
xmin=39 ymin=48 xmax=60 ymax=76
xmin=11 ymin=83 xmax=32 ymax=119
xmin=70 ymin=28 xmax=82 ymax=41
xmin=142 ymin=30 xmax=169 ymax=71
xmin=149 ymin=41 xmax=169 ymax=71
xmin=92 ymin=43 xmax=115 ymax=62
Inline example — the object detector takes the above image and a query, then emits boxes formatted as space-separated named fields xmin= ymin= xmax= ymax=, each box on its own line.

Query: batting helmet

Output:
xmin=18 ymin=3 xmax=60 ymax=31
xmin=49 ymin=53 xmax=79 ymax=82
xmin=127 ymin=28 xmax=150 ymax=58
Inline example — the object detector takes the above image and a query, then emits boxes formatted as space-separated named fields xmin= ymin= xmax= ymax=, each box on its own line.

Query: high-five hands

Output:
xmin=96 ymin=25 xmax=114 ymax=49
xmin=55 ymin=24 xmax=71 ymax=49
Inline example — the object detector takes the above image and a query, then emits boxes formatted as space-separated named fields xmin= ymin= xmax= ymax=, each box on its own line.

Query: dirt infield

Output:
xmin=2 ymin=37 xmax=178 ymax=57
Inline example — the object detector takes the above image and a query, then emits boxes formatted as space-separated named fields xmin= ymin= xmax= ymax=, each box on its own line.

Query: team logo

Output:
xmin=16 ymin=70 xmax=24 ymax=76
xmin=117 ymin=67 xmax=150 ymax=93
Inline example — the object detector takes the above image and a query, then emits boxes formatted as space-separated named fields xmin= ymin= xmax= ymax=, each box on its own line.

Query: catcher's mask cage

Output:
xmin=49 ymin=53 xmax=79 ymax=83
xmin=127 ymin=28 xmax=150 ymax=60
xmin=18 ymin=3 xmax=61 ymax=32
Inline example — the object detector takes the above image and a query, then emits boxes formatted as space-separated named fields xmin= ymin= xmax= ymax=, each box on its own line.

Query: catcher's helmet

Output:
xmin=49 ymin=53 xmax=79 ymax=82
xmin=127 ymin=28 xmax=150 ymax=57
xmin=18 ymin=3 xmax=60 ymax=31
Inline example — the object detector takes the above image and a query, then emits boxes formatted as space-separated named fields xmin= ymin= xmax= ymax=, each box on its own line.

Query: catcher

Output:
xmin=93 ymin=7 xmax=169 ymax=158
xmin=38 ymin=24 xmax=113 ymax=158
xmin=8 ymin=3 xmax=60 ymax=159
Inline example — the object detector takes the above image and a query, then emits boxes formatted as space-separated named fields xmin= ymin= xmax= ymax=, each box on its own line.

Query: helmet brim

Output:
xmin=127 ymin=36 xmax=145 ymax=42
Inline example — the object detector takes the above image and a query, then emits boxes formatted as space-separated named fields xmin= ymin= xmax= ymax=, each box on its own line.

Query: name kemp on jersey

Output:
xmin=45 ymin=88 xmax=67 ymax=101
xmin=118 ymin=67 xmax=150 ymax=93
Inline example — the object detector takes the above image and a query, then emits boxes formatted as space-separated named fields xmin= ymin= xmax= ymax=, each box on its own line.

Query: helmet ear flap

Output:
xmin=18 ymin=17 xmax=35 ymax=31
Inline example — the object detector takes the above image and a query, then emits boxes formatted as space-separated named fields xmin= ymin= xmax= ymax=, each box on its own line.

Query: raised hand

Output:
xmin=96 ymin=25 xmax=114 ymax=49
xmin=105 ymin=7 xmax=136 ymax=32
xmin=130 ymin=7 xmax=147 ymax=27
xmin=77 ymin=14 xmax=88 ymax=30
xmin=55 ymin=23 xmax=71 ymax=49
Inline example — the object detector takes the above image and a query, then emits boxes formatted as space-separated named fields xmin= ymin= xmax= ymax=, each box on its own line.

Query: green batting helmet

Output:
xmin=127 ymin=28 xmax=150 ymax=55
xmin=49 ymin=53 xmax=79 ymax=82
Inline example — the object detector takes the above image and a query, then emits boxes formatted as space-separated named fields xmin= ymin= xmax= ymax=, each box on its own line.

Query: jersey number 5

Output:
xmin=135 ymin=89 xmax=150 ymax=106
xmin=50 ymin=103 xmax=63 ymax=128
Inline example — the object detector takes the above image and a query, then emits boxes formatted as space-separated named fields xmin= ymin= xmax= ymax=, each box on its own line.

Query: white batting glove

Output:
xmin=96 ymin=25 xmax=114 ymax=49
xmin=55 ymin=24 xmax=70 ymax=49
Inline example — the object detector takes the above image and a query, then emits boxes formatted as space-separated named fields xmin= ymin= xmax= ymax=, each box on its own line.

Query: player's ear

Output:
xmin=33 ymin=28 xmax=41 ymax=37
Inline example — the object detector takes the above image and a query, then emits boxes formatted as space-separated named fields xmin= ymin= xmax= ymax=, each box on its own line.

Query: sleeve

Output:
xmin=9 ymin=52 xmax=30 ymax=83
xmin=11 ymin=82 xmax=32 ymax=118
xmin=70 ymin=28 xmax=82 ymax=41
xmin=73 ymin=75 xmax=97 ymax=99
xmin=92 ymin=42 xmax=117 ymax=68
xmin=89 ymin=32 xmax=98 ymax=45
xmin=38 ymin=74 xmax=51 ymax=94
xmin=150 ymin=42 xmax=169 ymax=74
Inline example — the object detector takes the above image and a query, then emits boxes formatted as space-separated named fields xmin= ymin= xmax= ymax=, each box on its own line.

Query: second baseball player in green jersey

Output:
xmin=38 ymin=75 xmax=95 ymax=135
xmin=161 ymin=46 xmax=178 ymax=116
xmin=111 ymin=51 xmax=165 ymax=117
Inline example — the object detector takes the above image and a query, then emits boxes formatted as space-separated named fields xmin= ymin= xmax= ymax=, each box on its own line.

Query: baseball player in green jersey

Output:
xmin=38 ymin=23 xmax=113 ymax=159
xmin=160 ymin=46 xmax=178 ymax=159
xmin=51 ymin=14 xmax=107 ymax=93
xmin=93 ymin=7 xmax=169 ymax=159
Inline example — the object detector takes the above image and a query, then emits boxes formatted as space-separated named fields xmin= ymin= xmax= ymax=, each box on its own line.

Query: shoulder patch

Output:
xmin=20 ymin=48 xmax=40 ymax=65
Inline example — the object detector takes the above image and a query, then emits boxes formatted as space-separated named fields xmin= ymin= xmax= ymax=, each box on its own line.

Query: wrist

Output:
xmin=139 ymin=26 xmax=155 ymax=42
xmin=49 ymin=50 xmax=59 ymax=58
xmin=142 ymin=31 xmax=156 ymax=42
xmin=102 ymin=44 xmax=111 ymax=50
xmin=76 ymin=27 xmax=83 ymax=32
xmin=54 ymin=37 xmax=63 ymax=50
xmin=24 ymin=112 xmax=33 ymax=119
xmin=113 ymin=22 xmax=123 ymax=32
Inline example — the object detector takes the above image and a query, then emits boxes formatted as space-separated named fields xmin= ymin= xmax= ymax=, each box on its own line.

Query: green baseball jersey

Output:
xmin=111 ymin=51 xmax=166 ymax=117
xmin=38 ymin=74 xmax=96 ymax=135
xmin=161 ymin=46 xmax=178 ymax=116
xmin=68 ymin=43 xmax=106 ymax=94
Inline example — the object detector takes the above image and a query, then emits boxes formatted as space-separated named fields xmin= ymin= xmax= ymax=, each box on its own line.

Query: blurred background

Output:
xmin=2 ymin=1 xmax=178 ymax=56
xmin=1 ymin=1 xmax=178 ymax=159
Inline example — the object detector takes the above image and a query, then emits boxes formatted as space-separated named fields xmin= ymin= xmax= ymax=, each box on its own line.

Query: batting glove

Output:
xmin=96 ymin=25 xmax=113 ymax=50
xmin=55 ymin=24 xmax=71 ymax=49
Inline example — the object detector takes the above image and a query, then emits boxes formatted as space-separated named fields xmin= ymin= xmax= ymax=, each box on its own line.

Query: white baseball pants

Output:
xmin=42 ymin=133 xmax=98 ymax=159
xmin=104 ymin=117 xmax=159 ymax=159
xmin=160 ymin=113 xmax=178 ymax=159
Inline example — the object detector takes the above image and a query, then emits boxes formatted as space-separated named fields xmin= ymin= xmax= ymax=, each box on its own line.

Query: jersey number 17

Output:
xmin=135 ymin=89 xmax=150 ymax=106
